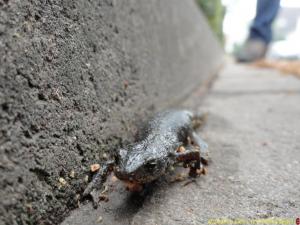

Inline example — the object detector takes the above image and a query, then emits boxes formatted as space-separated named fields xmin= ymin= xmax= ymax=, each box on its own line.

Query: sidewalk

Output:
xmin=62 ymin=64 xmax=300 ymax=225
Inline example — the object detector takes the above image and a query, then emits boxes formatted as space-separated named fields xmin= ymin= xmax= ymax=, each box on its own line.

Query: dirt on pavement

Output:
xmin=62 ymin=64 xmax=300 ymax=225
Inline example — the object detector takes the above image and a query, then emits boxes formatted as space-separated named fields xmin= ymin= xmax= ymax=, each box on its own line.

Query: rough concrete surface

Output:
xmin=62 ymin=64 xmax=300 ymax=225
xmin=0 ymin=0 xmax=222 ymax=224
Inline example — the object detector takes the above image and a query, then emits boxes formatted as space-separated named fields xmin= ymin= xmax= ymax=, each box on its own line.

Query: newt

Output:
xmin=83 ymin=110 xmax=209 ymax=206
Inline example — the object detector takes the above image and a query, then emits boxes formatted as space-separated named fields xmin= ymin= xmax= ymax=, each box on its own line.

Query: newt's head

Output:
xmin=114 ymin=144 xmax=168 ymax=186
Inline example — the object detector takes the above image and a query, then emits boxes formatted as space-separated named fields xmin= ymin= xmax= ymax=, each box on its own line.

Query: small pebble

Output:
xmin=168 ymin=166 xmax=175 ymax=172
xmin=96 ymin=216 xmax=103 ymax=223
xmin=176 ymin=146 xmax=185 ymax=153
xmin=102 ymin=153 xmax=108 ymax=159
xmin=25 ymin=204 xmax=33 ymax=214
xmin=110 ymin=175 xmax=118 ymax=183
xmin=173 ymin=173 xmax=187 ymax=182
xmin=58 ymin=177 xmax=67 ymax=186
xmin=69 ymin=170 xmax=75 ymax=178
xmin=90 ymin=164 xmax=100 ymax=172
xmin=123 ymin=80 xmax=129 ymax=89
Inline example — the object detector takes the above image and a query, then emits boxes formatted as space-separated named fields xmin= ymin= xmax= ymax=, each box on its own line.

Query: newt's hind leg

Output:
xmin=190 ymin=131 xmax=210 ymax=165
xmin=175 ymin=145 xmax=206 ymax=177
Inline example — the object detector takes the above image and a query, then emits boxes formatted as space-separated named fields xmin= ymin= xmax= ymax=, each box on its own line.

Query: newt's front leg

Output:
xmin=175 ymin=146 xmax=206 ymax=177
xmin=82 ymin=160 xmax=114 ymax=208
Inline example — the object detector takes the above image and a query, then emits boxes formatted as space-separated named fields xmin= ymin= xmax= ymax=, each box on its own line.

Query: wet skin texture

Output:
xmin=83 ymin=110 xmax=209 ymax=204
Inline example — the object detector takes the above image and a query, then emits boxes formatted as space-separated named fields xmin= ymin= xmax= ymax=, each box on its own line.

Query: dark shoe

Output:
xmin=236 ymin=39 xmax=268 ymax=62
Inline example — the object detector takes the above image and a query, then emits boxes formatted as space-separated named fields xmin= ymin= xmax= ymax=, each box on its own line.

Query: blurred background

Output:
xmin=197 ymin=0 xmax=300 ymax=59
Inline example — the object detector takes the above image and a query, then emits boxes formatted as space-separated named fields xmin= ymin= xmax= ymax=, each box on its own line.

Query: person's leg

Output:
xmin=236 ymin=0 xmax=280 ymax=62
xmin=250 ymin=0 xmax=281 ymax=44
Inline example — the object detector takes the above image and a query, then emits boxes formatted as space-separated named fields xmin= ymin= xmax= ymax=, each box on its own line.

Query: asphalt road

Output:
xmin=62 ymin=64 xmax=300 ymax=225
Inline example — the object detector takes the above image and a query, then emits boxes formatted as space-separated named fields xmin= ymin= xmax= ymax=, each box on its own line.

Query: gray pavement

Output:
xmin=62 ymin=64 xmax=300 ymax=225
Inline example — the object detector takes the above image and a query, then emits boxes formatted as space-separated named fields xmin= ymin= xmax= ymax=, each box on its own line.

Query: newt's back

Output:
xmin=147 ymin=110 xmax=193 ymax=135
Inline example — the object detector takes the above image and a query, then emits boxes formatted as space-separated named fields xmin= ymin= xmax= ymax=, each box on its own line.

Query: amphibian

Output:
xmin=83 ymin=110 xmax=209 ymax=205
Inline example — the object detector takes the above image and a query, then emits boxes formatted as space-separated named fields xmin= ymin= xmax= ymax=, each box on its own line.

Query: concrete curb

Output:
xmin=0 ymin=0 xmax=223 ymax=224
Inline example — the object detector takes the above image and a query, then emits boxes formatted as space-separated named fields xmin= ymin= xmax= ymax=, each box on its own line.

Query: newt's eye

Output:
xmin=145 ymin=160 xmax=156 ymax=172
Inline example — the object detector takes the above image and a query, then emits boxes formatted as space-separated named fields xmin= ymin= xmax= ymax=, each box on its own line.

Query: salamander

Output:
xmin=83 ymin=110 xmax=209 ymax=205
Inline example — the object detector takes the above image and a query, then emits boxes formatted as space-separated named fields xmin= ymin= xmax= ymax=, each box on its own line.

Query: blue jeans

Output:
xmin=249 ymin=0 xmax=280 ymax=44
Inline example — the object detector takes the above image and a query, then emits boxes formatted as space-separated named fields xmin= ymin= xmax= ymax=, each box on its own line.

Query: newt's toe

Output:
xmin=196 ymin=167 xmax=207 ymax=175
xmin=124 ymin=181 xmax=143 ymax=192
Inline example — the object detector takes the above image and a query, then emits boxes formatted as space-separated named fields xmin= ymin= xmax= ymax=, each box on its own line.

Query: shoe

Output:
xmin=236 ymin=39 xmax=268 ymax=62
